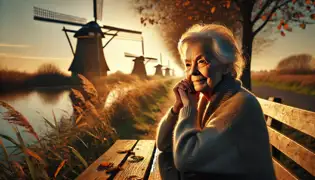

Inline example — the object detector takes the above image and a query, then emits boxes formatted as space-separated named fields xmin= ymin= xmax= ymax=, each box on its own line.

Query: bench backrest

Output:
xmin=257 ymin=97 xmax=315 ymax=180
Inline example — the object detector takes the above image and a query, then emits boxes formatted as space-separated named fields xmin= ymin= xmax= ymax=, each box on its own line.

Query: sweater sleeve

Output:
xmin=155 ymin=107 xmax=179 ymax=152
xmin=172 ymin=102 xmax=248 ymax=174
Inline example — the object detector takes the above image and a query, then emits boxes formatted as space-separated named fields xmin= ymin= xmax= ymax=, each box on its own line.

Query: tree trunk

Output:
xmin=240 ymin=2 xmax=254 ymax=91
xmin=241 ymin=23 xmax=254 ymax=91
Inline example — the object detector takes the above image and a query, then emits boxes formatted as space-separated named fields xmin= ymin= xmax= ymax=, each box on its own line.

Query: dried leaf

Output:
xmin=300 ymin=23 xmax=306 ymax=29
xmin=105 ymin=165 xmax=122 ymax=174
xmin=211 ymin=7 xmax=216 ymax=14
xmin=310 ymin=14 xmax=315 ymax=20
xmin=98 ymin=162 xmax=114 ymax=171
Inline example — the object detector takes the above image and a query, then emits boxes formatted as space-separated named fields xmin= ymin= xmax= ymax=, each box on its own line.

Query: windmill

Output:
xmin=163 ymin=59 xmax=172 ymax=77
xmin=171 ymin=68 xmax=176 ymax=76
xmin=154 ymin=53 xmax=164 ymax=76
xmin=124 ymin=52 xmax=157 ymax=79
xmin=33 ymin=0 xmax=142 ymax=81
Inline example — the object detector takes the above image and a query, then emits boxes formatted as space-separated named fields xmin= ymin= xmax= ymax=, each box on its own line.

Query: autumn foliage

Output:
xmin=132 ymin=0 xmax=315 ymax=90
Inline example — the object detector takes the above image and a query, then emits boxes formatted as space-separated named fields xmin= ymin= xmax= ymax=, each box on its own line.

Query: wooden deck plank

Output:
xmin=273 ymin=158 xmax=298 ymax=180
xmin=149 ymin=149 xmax=180 ymax=180
xmin=268 ymin=127 xmax=315 ymax=176
xmin=76 ymin=140 xmax=137 ymax=180
xmin=114 ymin=140 xmax=156 ymax=180
xmin=257 ymin=97 xmax=315 ymax=138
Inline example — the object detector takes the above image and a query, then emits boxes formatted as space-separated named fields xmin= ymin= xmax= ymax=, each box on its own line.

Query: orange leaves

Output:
xmin=226 ymin=1 xmax=231 ymax=9
xmin=261 ymin=15 xmax=267 ymax=21
xmin=183 ymin=1 xmax=190 ymax=7
xmin=300 ymin=22 xmax=306 ymax=29
xmin=99 ymin=161 xmax=114 ymax=169
xmin=211 ymin=7 xmax=216 ymax=14
xmin=310 ymin=14 xmax=315 ymax=20
xmin=305 ymin=0 xmax=312 ymax=5
xmin=284 ymin=23 xmax=292 ymax=32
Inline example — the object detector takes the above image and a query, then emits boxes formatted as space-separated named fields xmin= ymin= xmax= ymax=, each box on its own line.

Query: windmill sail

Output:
xmin=95 ymin=0 xmax=103 ymax=21
xmin=33 ymin=7 xmax=87 ymax=26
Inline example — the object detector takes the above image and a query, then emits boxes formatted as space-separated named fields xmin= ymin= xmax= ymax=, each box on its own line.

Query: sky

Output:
xmin=0 ymin=0 xmax=315 ymax=76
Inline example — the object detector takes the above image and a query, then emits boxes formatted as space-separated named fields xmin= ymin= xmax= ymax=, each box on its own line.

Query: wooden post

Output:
xmin=266 ymin=97 xmax=283 ymax=160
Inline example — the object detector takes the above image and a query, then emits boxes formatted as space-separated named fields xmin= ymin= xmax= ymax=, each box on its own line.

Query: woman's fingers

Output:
xmin=181 ymin=79 xmax=194 ymax=93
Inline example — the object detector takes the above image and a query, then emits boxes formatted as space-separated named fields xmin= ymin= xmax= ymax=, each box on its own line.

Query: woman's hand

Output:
xmin=178 ymin=79 xmax=200 ymax=108
xmin=172 ymin=79 xmax=200 ymax=114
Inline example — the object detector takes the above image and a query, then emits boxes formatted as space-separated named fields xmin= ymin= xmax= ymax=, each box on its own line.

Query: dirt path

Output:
xmin=252 ymin=86 xmax=315 ymax=112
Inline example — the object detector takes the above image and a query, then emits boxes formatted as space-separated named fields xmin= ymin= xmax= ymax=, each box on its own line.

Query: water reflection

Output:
xmin=0 ymin=88 xmax=73 ymax=150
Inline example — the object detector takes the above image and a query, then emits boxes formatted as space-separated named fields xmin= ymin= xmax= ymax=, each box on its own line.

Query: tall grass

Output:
xmin=0 ymin=72 xmax=176 ymax=179
xmin=251 ymin=72 xmax=315 ymax=96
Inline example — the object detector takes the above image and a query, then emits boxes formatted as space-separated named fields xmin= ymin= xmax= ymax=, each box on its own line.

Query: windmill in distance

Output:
xmin=154 ymin=53 xmax=164 ymax=76
xmin=163 ymin=58 xmax=172 ymax=77
xmin=33 ymin=0 xmax=142 ymax=81
xmin=124 ymin=52 xmax=157 ymax=79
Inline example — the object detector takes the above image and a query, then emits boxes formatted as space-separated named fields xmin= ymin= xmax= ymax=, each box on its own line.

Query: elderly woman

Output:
xmin=156 ymin=24 xmax=276 ymax=179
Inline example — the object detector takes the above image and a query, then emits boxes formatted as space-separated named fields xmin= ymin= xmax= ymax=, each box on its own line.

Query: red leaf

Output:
xmin=292 ymin=0 xmax=296 ymax=4
xmin=280 ymin=31 xmax=285 ymax=36
xmin=211 ymin=7 xmax=216 ymax=14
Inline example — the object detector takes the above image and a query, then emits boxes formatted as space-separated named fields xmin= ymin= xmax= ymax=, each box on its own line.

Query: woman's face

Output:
xmin=183 ymin=40 xmax=227 ymax=93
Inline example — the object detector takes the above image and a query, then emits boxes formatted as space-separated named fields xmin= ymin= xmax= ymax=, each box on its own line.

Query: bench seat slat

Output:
xmin=258 ymin=97 xmax=315 ymax=139
xmin=114 ymin=140 xmax=156 ymax=179
xmin=76 ymin=140 xmax=137 ymax=180
xmin=268 ymin=127 xmax=315 ymax=176
xmin=273 ymin=158 xmax=298 ymax=180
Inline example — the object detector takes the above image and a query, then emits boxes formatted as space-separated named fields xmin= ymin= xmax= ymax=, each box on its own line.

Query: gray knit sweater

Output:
xmin=156 ymin=75 xmax=276 ymax=179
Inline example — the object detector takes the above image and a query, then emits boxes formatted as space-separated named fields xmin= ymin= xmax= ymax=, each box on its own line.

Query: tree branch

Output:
xmin=252 ymin=0 xmax=273 ymax=24
xmin=253 ymin=1 xmax=282 ymax=37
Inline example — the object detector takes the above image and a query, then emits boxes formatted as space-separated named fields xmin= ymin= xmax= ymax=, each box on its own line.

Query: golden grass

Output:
xmin=251 ymin=72 xmax=315 ymax=96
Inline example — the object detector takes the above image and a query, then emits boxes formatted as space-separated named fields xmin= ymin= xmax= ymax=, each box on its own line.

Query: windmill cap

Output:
xmin=74 ymin=21 xmax=104 ymax=38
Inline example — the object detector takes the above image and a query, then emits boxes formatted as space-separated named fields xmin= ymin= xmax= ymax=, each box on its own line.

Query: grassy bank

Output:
xmin=0 ymin=72 xmax=176 ymax=179
xmin=251 ymin=72 xmax=315 ymax=96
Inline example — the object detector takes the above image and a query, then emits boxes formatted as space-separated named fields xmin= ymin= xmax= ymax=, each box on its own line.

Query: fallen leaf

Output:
xmin=99 ymin=162 xmax=114 ymax=168
xmin=105 ymin=165 xmax=122 ymax=174
xmin=211 ymin=7 xmax=216 ymax=14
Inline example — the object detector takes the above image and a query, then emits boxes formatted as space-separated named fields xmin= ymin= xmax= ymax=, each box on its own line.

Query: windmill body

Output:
xmin=69 ymin=21 xmax=109 ymax=79
xmin=164 ymin=67 xmax=171 ymax=77
xmin=125 ymin=52 xmax=157 ymax=79
xmin=154 ymin=64 xmax=163 ymax=76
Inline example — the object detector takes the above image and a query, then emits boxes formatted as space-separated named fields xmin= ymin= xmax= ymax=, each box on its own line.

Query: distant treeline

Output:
xmin=253 ymin=54 xmax=315 ymax=74
xmin=0 ymin=63 xmax=74 ymax=93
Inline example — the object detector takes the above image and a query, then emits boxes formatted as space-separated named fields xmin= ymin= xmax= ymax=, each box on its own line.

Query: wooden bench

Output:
xmin=77 ymin=97 xmax=315 ymax=180
xmin=257 ymin=97 xmax=315 ymax=180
